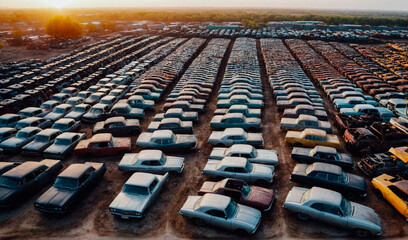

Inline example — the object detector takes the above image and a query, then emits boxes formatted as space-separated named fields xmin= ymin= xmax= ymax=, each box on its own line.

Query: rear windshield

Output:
xmin=0 ymin=176 xmax=21 ymax=188
xmin=123 ymin=185 xmax=149 ymax=195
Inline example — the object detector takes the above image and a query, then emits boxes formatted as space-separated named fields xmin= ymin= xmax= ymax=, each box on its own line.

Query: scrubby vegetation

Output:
xmin=45 ymin=15 xmax=83 ymax=39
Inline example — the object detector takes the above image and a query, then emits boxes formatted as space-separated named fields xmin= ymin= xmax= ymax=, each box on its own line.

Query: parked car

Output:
xmin=217 ymin=95 xmax=263 ymax=109
xmin=179 ymin=193 xmax=261 ymax=235
xmin=109 ymin=172 xmax=169 ymax=219
xmin=74 ymin=133 xmax=131 ymax=157
xmin=118 ymin=149 xmax=184 ymax=174
xmin=153 ymin=108 xmax=198 ymax=122
xmin=290 ymin=162 xmax=367 ymax=197
xmin=66 ymin=97 xmax=84 ymax=107
xmin=21 ymin=129 xmax=62 ymax=156
xmin=283 ymin=186 xmax=382 ymax=238
xmin=0 ymin=128 xmax=17 ymax=142
xmin=285 ymin=129 xmax=340 ymax=149
xmin=15 ymin=117 xmax=51 ymax=130
xmin=126 ymin=95 xmax=154 ymax=110
xmin=280 ymin=115 xmax=332 ymax=133
xmin=51 ymin=93 xmax=70 ymax=103
xmin=43 ymin=132 xmax=85 ymax=159
xmin=372 ymin=174 xmax=408 ymax=220
xmin=0 ymin=160 xmax=62 ymax=207
xmin=148 ymin=118 xmax=193 ymax=134
xmin=51 ymin=118 xmax=80 ymax=133
xmin=84 ymin=92 xmax=106 ymax=105
xmin=0 ymin=114 xmax=21 ymax=128
xmin=208 ymin=128 xmax=263 ymax=147
xmin=93 ymin=116 xmax=140 ymax=137
xmin=390 ymin=117 xmax=408 ymax=134
xmin=163 ymin=100 xmax=204 ymax=113
xmin=0 ymin=127 xmax=41 ymax=152
xmin=291 ymin=146 xmax=353 ymax=170
xmin=203 ymin=157 xmax=274 ymax=185
xmin=82 ymin=104 xmax=110 ymax=123
xmin=134 ymin=89 xmax=160 ymax=101
xmin=344 ymin=128 xmax=380 ymax=154
xmin=358 ymin=147 xmax=408 ymax=178
xmin=136 ymin=130 xmax=197 ymax=152
xmin=18 ymin=107 xmax=45 ymax=118
xmin=64 ymin=104 xmax=91 ymax=121
xmin=198 ymin=178 xmax=274 ymax=211
xmin=209 ymin=144 xmax=278 ymax=165
xmin=210 ymin=113 xmax=261 ymax=131
xmin=104 ymin=103 xmax=144 ymax=120
xmin=214 ymin=105 xmax=261 ymax=118
xmin=40 ymin=100 xmax=59 ymax=115
xmin=283 ymin=105 xmax=328 ymax=121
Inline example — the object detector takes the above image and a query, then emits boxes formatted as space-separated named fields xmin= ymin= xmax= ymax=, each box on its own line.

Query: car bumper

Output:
xmin=109 ymin=209 xmax=143 ymax=219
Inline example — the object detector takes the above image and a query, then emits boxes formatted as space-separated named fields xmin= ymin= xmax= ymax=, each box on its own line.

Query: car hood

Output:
xmin=109 ymin=192 xmax=149 ymax=212
xmin=233 ymin=204 xmax=261 ymax=227
xmin=0 ymin=186 xmax=15 ymax=201
xmin=0 ymin=137 xmax=26 ymax=148
xmin=339 ymin=153 xmax=354 ymax=165
xmin=164 ymin=156 xmax=184 ymax=168
xmin=252 ymin=164 xmax=274 ymax=178
xmin=351 ymin=202 xmax=381 ymax=227
xmin=246 ymin=187 xmax=274 ymax=207
xmin=284 ymin=187 xmax=308 ymax=204
xmin=36 ymin=187 xmax=74 ymax=207
xmin=346 ymin=173 xmax=367 ymax=191
xmin=45 ymin=144 xmax=68 ymax=154
xmin=22 ymin=141 xmax=49 ymax=151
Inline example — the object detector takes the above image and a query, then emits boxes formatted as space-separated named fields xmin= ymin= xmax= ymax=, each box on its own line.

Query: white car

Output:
xmin=209 ymin=144 xmax=278 ymax=165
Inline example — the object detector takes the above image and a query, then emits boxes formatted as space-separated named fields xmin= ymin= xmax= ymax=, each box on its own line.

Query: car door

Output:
xmin=223 ymin=167 xmax=236 ymax=178
xmin=208 ymin=210 xmax=231 ymax=230
xmin=386 ymin=185 xmax=408 ymax=216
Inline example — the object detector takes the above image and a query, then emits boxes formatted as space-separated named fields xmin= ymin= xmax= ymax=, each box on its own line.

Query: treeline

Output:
xmin=0 ymin=9 xmax=408 ymax=27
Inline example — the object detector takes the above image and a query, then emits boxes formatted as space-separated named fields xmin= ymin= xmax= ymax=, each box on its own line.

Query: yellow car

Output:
xmin=285 ymin=128 xmax=341 ymax=149
xmin=372 ymin=174 xmax=408 ymax=220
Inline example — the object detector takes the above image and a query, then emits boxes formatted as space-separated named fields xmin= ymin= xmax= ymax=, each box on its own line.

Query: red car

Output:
xmin=74 ymin=133 xmax=131 ymax=156
xmin=197 ymin=178 xmax=274 ymax=211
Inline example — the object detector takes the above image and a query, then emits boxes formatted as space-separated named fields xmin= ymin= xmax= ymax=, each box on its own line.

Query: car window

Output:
xmin=211 ymin=210 xmax=226 ymax=218
xmin=24 ymin=172 xmax=36 ymax=183
xmin=241 ymin=153 xmax=252 ymax=158
xmin=149 ymin=179 xmax=158 ymax=192
xmin=389 ymin=185 xmax=408 ymax=201
xmin=224 ymin=167 xmax=235 ymax=172
xmin=33 ymin=168 xmax=45 ymax=178
xmin=315 ymin=172 xmax=328 ymax=180
xmin=320 ymin=203 xmax=339 ymax=215
xmin=234 ymin=167 xmax=247 ymax=173
xmin=327 ymin=174 xmax=339 ymax=182
xmin=79 ymin=169 xmax=93 ymax=185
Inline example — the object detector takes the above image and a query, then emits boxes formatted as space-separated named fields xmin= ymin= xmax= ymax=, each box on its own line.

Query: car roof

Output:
xmin=389 ymin=98 xmax=407 ymax=105
xmin=229 ymin=105 xmax=248 ymax=110
xmin=166 ymin=108 xmax=183 ymax=114
xmin=295 ymin=105 xmax=314 ymax=110
xmin=19 ymin=126 xmax=41 ymax=133
xmin=0 ymin=113 xmax=20 ymax=120
xmin=58 ymin=164 xmax=92 ymax=179
xmin=90 ymin=133 xmax=112 ymax=143
xmin=0 ymin=127 xmax=16 ymax=134
xmin=314 ymin=146 xmax=336 ymax=154
xmin=354 ymin=104 xmax=375 ymax=110
xmin=307 ymin=186 xmax=342 ymax=206
xmin=37 ymin=128 xmax=61 ymax=136
xmin=18 ymin=117 xmax=41 ymax=123
xmin=310 ymin=162 xmax=342 ymax=175
xmin=298 ymin=114 xmax=318 ymax=122
xmin=54 ymin=118 xmax=74 ymax=124
xmin=57 ymin=132 xmax=80 ymax=140
xmin=393 ymin=180 xmax=408 ymax=195
xmin=152 ymin=130 xmax=174 ymax=139
xmin=126 ymin=172 xmax=157 ymax=187
xmin=223 ymin=113 xmax=244 ymax=119
xmin=138 ymin=150 xmax=163 ymax=161
xmin=161 ymin=118 xmax=181 ymax=124
xmin=229 ymin=144 xmax=253 ymax=154
xmin=112 ymin=103 xmax=129 ymax=109
xmin=3 ymin=161 xmax=45 ymax=178
xmin=220 ymin=157 xmax=247 ymax=168
xmin=19 ymin=107 xmax=41 ymax=113
xmin=105 ymin=116 xmax=126 ymax=124
xmin=222 ymin=128 xmax=245 ymax=137
xmin=302 ymin=128 xmax=327 ymax=137
xmin=197 ymin=193 xmax=230 ymax=212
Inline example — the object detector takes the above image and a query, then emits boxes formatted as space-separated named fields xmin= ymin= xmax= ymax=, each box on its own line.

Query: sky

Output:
xmin=0 ymin=0 xmax=407 ymax=11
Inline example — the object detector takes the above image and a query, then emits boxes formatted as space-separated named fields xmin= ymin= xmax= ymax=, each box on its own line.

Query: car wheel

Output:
xmin=255 ymin=179 xmax=267 ymax=187
xmin=234 ymin=228 xmax=249 ymax=236
xmin=293 ymin=142 xmax=303 ymax=147
xmin=192 ymin=218 xmax=205 ymax=226
xmin=296 ymin=212 xmax=310 ymax=221
xmin=354 ymin=228 xmax=370 ymax=238
xmin=215 ymin=143 xmax=224 ymax=147
xmin=374 ymin=189 xmax=384 ymax=199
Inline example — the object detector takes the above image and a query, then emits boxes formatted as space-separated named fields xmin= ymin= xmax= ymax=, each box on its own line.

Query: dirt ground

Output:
xmin=0 ymin=37 xmax=407 ymax=239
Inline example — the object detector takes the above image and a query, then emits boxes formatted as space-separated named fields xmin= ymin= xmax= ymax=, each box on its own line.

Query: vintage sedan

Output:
xmin=51 ymin=118 xmax=80 ymax=133
xmin=148 ymin=118 xmax=193 ymax=134
xmin=126 ymin=95 xmax=154 ymax=110
xmin=40 ymin=100 xmax=59 ymax=115
xmin=51 ymin=93 xmax=70 ymax=103
xmin=333 ymin=97 xmax=377 ymax=111
xmin=21 ymin=129 xmax=62 ymax=156
xmin=210 ymin=144 xmax=278 ymax=165
xmin=283 ymin=186 xmax=382 ymax=238
xmin=136 ymin=130 xmax=197 ymax=152
xmin=285 ymin=129 xmax=341 ymax=149
xmin=82 ymin=104 xmax=110 ymax=123
xmin=84 ymin=92 xmax=106 ymax=105
xmin=109 ymin=172 xmax=169 ymax=218
xmin=15 ymin=117 xmax=52 ymax=130
xmin=153 ymin=108 xmax=198 ymax=122
xmin=74 ymin=133 xmax=131 ymax=157
xmin=203 ymin=157 xmax=274 ymax=185
xmin=210 ymin=113 xmax=261 ymax=131
xmin=163 ymin=100 xmax=204 ymax=113
xmin=34 ymin=162 xmax=106 ymax=213
xmin=133 ymin=89 xmax=160 ymax=101
xmin=0 ymin=128 xmax=17 ymax=142
xmin=93 ymin=117 xmax=140 ymax=137
xmin=372 ymin=174 xmax=408 ymax=220
xmin=291 ymin=162 xmax=367 ymax=197
xmin=198 ymin=178 xmax=274 ymax=211
xmin=291 ymin=146 xmax=353 ymax=170
xmin=104 ymin=103 xmax=144 ymax=120
xmin=43 ymin=132 xmax=85 ymax=159
xmin=44 ymin=104 xmax=73 ymax=122
xmin=214 ymin=105 xmax=261 ymax=118
xmin=277 ymin=98 xmax=324 ymax=112
xmin=118 ymin=149 xmax=184 ymax=174
xmin=64 ymin=104 xmax=91 ymax=121
xmin=0 ymin=127 xmax=41 ymax=152
xmin=66 ymin=97 xmax=84 ymax=107
xmin=283 ymin=105 xmax=328 ymax=121
xmin=218 ymin=89 xmax=264 ymax=100
xmin=280 ymin=115 xmax=332 ymax=133
xmin=208 ymin=128 xmax=263 ymax=147
xmin=179 ymin=193 xmax=261 ymax=235
xmin=217 ymin=95 xmax=263 ymax=109
xmin=0 ymin=114 xmax=21 ymax=128
xmin=0 ymin=159 xmax=62 ymax=207
xmin=18 ymin=107 xmax=45 ymax=118
xmin=0 ymin=162 xmax=20 ymax=175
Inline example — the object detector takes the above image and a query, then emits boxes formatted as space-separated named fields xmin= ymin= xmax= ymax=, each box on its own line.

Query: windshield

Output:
xmin=75 ymin=106 xmax=86 ymax=112
xmin=53 ymin=123 xmax=66 ymax=130
xmin=90 ymin=95 xmax=100 ymax=100
xmin=123 ymin=185 xmax=149 ymax=195
xmin=90 ymin=108 xmax=103 ymax=114
xmin=41 ymin=103 xmax=52 ymax=109
xmin=301 ymin=189 xmax=312 ymax=204
xmin=54 ymin=177 xmax=78 ymax=189
xmin=55 ymin=138 xmax=71 ymax=145
xmin=225 ymin=200 xmax=237 ymax=218
xmin=340 ymin=197 xmax=352 ymax=216
xmin=16 ymin=131 xmax=28 ymax=138
xmin=35 ymin=135 xmax=49 ymax=142
xmin=0 ymin=176 xmax=21 ymax=188
xmin=54 ymin=108 xmax=66 ymax=114
xmin=241 ymin=183 xmax=251 ymax=198
xmin=0 ymin=119 xmax=7 ymax=124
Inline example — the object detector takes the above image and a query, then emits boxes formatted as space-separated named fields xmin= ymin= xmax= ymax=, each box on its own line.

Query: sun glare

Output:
xmin=43 ymin=0 xmax=73 ymax=9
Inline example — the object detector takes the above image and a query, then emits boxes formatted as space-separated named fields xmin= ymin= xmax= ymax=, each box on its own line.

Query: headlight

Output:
xmin=135 ymin=212 xmax=141 ymax=216
xmin=110 ymin=208 xmax=116 ymax=212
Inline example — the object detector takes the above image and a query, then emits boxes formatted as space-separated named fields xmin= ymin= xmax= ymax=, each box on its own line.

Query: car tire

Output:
xmin=296 ymin=212 xmax=310 ymax=221
xmin=293 ymin=142 xmax=303 ymax=147
xmin=374 ymin=189 xmax=384 ymax=199
xmin=215 ymin=143 xmax=224 ymax=147
xmin=192 ymin=218 xmax=205 ymax=226
xmin=255 ymin=179 xmax=267 ymax=187
xmin=354 ymin=228 xmax=370 ymax=238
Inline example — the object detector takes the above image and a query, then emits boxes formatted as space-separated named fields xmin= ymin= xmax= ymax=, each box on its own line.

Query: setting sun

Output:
xmin=43 ymin=0 xmax=73 ymax=9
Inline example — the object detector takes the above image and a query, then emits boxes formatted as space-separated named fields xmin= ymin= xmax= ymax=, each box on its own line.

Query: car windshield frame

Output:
xmin=245 ymin=161 xmax=252 ymax=172
xmin=241 ymin=183 xmax=251 ymax=198
xmin=123 ymin=184 xmax=149 ymax=195
xmin=54 ymin=177 xmax=79 ymax=189
xmin=225 ymin=200 xmax=237 ymax=218
xmin=301 ymin=189 xmax=312 ymax=204
xmin=340 ymin=197 xmax=352 ymax=216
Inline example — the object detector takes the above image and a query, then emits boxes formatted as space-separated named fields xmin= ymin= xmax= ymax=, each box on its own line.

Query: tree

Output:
xmin=86 ymin=22 xmax=97 ymax=33
xmin=12 ymin=29 xmax=23 ymax=39
xmin=45 ymin=15 xmax=83 ymax=39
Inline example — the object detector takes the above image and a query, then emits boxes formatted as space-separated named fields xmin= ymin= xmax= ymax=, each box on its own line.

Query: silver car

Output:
xmin=44 ymin=104 xmax=74 ymax=122
xmin=202 ymin=157 xmax=274 ymax=186
xmin=209 ymin=144 xmax=279 ymax=165
xmin=283 ymin=186 xmax=382 ymax=238
xmin=179 ymin=193 xmax=261 ymax=235
xmin=109 ymin=172 xmax=169 ymax=219
xmin=208 ymin=128 xmax=263 ymax=147
xmin=0 ymin=127 xmax=41 ymax=152
xmin=51 ymin=118 xmax=81 ymax=133
xmin=21 ymin=128 xmax=62 ymax=156
xmin=118 ymin=150 xmax=184 ymax=174
xmin=43 ymin=132 xmax=85 ymax=159
xmin=64 ymin=104 xmax=91 ymax=121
